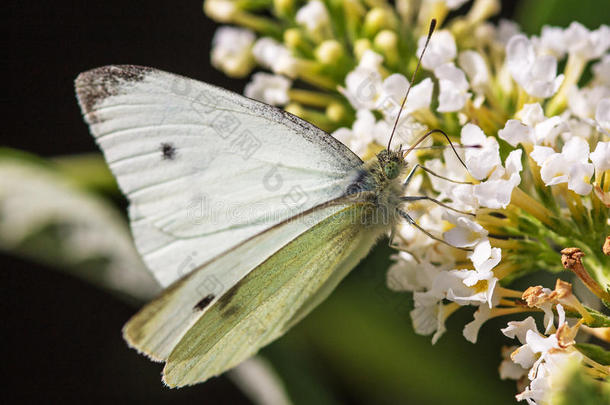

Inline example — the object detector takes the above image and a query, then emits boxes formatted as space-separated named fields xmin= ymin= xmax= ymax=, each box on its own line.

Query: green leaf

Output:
xmin=575 ymin=343 xmax=610 ymax=366
xmin=564 ymin=306 xmax=610 ymax=328
xmin=516 ymin=0 xmax=610 ymax=34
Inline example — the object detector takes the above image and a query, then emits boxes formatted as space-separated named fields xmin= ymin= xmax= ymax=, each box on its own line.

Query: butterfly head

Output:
xmin=377 ymin=149 xmax=406 ymax=180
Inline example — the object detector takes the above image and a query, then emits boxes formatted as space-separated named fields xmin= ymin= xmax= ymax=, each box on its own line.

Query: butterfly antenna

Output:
xmin=387 ymin=18 xmax=437 ymax=152
xmin=403 ymin=129 xmax=469 ymax=170
xmin=407 ymin=144 xmax=482 ymax=151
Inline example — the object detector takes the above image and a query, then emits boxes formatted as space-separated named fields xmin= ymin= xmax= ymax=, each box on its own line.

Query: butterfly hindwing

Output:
xmin=122 ymin=203 xmax=349 ymax=361
xmin=161 ymin=203 xmax=382 ymax=387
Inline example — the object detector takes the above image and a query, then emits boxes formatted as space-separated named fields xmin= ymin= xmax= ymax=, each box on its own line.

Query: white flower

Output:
xmin=443 ymin=212 xmax=488 ymax=248
xmin=442 ymin=269 xmax=498 ymax=307
xmin=211 ymin=27 xmax=256 ymax=78
xmin=468 ymin=239 xmax=502 ymax=273
xmin=331 ymin=110 xmax=384 ymax=157
xmin=244 ymin=73 xmax=291 ymax=106
xmin=386 ymin=252 xmax=439 ymax=292
xmin=592 ymin=55 xmax=610 ymax=86
xmin=498 ymin=119 xmax=535 ymax=147
xmin=395 ymin=206 xmax=457 ymax=265
xmin=252 ymin=38 xmax=298 ymax=77
xmin=563 ymin=22 xmax=610 ymax=60
xmin=499 ymin=345 xmax=529 ymax=380
xmin=501 ymin=304 xmax=585 ymax=405
xmin=418 ymin=30 xmax=457 ymax=70
xmin=376 ymin=76 xmax=434 ymax=119
xmin=502 ymin=316 xmax=539 ymax=345
xmin=295 ymin=0 xmax=330 ymax=34
xmin=474 ymin=176 xmax=518 ymax=209
xmin=458 ymin=50 xmax=490 ymax=92
xmin=474 ymin=149 xmax=522 ymax=209
xmin=563 ymin=117 xmax=593 ymax=140
xmin=531 ymin=137 xmax=594 ymax=195
xmin=596 ymin=97 xmax=610 ymax=132
xmin=375 ymin=117 xmax=428 ymax=150
xmin=424 ymin=148 xmax=472 ymax=206
xmin=434 ymin=63 xmax=471 ymax=112
xmin=536 ymin=25 xmax=567 ymax=58
xmin=502 ymin=316 xmax=542 ymax=372
xmin=461 ymin=123 xmax=501 ymax=180
xmin=516 ymin=350 xmax=583 ymax=405
xmin=536 ymin=23 xmax=610 ymax=61
xmin=534 ymin=116 xmax=566 ymax=145
xmin=517 ymin=103 xmax=545 ymax=126
xmin=590 ymin=141 xmax=610 ymax=173
xmin=340 ymin=50 xmax=384 ymax=110
xmin=463 ymin=304 xmax=492 ymax=343
xmin=512 ymin=104 xmax=567 ymax=146
xmin=411 ymin=291 xmax=447 ymax=344
xmin=568 ymin=86 xmax=610 ymax=121
xmin=506 ymin=34 xmax=564 ymax=98
xmin=494 ymin=19 xmax=521 ymax=46
xmin=341 ymin=52 xmax=434 ymax=123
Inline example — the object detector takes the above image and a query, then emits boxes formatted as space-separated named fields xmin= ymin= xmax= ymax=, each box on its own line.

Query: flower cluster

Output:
xmin=205 ymin=0 xmax=610 ymax=402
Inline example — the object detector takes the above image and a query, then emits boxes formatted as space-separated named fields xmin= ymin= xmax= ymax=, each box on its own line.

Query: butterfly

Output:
xmin=74 ymin=20 xmax=466 ymax=387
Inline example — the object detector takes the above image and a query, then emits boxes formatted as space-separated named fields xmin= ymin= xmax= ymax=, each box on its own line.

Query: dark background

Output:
xmin=5 ymin=1 xmax=606 ymax=404
xmin=5 ymin=1 xmax=252 ymax=403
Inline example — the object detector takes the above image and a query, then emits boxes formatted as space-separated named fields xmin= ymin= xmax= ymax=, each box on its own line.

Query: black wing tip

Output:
xmin=75 ymin=65 xmax=154 ymax=113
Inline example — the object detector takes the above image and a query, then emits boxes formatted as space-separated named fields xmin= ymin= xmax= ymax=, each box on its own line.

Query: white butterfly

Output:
xmin=75 ymin=22 xmax=457 ymax=388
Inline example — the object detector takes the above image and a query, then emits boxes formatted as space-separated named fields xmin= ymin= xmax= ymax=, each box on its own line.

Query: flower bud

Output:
xmin=326 ymin=103 xmax=347 ymax=123
xmin=273 ymin=0 xmax=294 ymax=17
xmin=315 ymin=40 xmax=344 ymax=65
xmin=364 ymin=7 xmax=396 ymax=37
xmin=284 ymin=28 xmax=307 ymax=51
xmin=204 ymin=0 xmax=238 ymax=22
xmin=467 ymin=0 xmax=500 ymax=24
xmin=374 ymin=30 xmax=399 ymax=68
xmin=353 ymin=38 xmax=372 ymax=60
xmin=285 ymin=102 xmax=305 ymax=118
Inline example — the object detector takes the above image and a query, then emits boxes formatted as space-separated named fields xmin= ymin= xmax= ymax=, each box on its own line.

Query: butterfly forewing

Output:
xmin=75 ymin=65 xmax=363 ymax=287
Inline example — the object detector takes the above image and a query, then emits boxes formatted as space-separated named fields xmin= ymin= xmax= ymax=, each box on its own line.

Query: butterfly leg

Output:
xmin=388 ymin=227 xmax=396 ymax=247
xmin=396 ymin=209 xmax=473 ymax=251
xmin=387 ymin=225 xmax=422 ymax=259
xmin=400 ymin=195 xmax=475 ymax=217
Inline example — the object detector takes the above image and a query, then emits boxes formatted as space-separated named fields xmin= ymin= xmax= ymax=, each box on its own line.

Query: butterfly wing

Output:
xmin=75 ymin=65 xmax=363 ymax=287
xmin=122 ymin=203 xmax=351 ymax=361
xmin=131 ymin=203 xmax=381 ymax=387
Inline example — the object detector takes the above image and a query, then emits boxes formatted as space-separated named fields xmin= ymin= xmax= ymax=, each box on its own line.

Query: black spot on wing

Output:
xmin=160 ymin=142 xmax=176 ymax=160
xmin=193 ymin=294 xmax=215 ymax=311
xmin=75 ymin=65 xmax=153 ymax=114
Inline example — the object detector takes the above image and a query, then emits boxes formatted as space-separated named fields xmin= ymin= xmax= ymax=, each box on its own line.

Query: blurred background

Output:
xmin=4 ymin=1 xmax=609 ymax=403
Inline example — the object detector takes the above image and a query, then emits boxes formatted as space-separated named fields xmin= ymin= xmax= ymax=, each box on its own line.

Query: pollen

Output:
xmin=473 ymin=279 xmax=489 ymax=294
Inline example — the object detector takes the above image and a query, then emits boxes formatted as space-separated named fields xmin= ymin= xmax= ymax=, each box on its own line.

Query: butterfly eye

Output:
xmin=384 ymin=161 xmax=399 ymax=179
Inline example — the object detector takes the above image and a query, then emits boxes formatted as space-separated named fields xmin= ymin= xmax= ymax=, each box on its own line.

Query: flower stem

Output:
xmin=510 ymin=187 xmax=556 ymax=227
xmin=561 ymin=248 xmax=610 ymax=303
